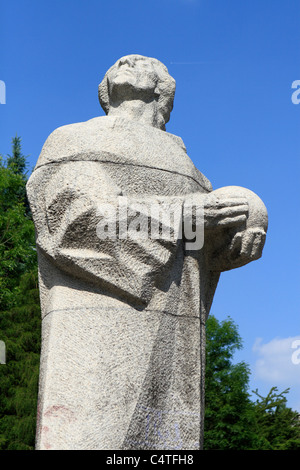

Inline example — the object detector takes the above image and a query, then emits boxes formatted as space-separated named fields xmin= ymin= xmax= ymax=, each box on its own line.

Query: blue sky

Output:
xmin=1 ymin=0 xmax=299 ymax=411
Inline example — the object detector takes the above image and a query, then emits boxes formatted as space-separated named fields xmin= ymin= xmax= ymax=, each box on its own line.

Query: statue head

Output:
xmin=98 ymin=54 xmax=176 ymax=130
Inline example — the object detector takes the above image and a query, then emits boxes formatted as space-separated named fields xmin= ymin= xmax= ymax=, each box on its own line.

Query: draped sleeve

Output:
xmin=27 ymin=159 xmax=184 ymax=306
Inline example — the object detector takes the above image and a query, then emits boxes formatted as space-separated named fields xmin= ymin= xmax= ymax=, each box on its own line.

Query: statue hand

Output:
xmin=204 ymin=195 xmax=249 ymax=230
xmin=229 ymin=227 xmax=266 ymax=262
xmin=200 ymin=186 xmax=268 ymax=271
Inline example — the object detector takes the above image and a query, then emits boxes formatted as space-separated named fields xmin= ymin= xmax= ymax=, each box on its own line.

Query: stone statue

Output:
xmin=27 ymin=55 xmax=268 ymax=450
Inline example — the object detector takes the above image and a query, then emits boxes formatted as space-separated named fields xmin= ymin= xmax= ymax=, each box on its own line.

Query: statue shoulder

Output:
xmin=165 ymin=131 xmax=187 ymax=152
xmin=34 ymin=117 xmax=110 ymax=169
xmin=47 ymin=116 xmax=108 ymax=139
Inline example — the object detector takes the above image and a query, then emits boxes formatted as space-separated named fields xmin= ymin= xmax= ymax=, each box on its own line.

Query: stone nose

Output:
xmin=118 ymin=57 xmax=134 ymax=68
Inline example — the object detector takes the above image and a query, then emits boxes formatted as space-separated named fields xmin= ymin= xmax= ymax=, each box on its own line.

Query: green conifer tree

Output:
xmin=6 ymin=135 xmax=27 ymax=177
xmin=0 ymin=137 xmax=40 ymax=450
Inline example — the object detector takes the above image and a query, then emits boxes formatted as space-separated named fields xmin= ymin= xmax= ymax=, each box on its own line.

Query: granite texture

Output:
xmin=27 ymin=55 xmax=267 ymax=450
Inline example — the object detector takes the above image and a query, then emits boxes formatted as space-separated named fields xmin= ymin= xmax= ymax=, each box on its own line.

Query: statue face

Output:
xmin=107 ymin=56 xmax=158 ymax=100
xmin=98 ymin=54 xmax=176 ymax=128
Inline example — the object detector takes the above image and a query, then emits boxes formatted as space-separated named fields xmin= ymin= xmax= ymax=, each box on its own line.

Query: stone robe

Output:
xmin=27 ymin=115 xmax=221 ymax=450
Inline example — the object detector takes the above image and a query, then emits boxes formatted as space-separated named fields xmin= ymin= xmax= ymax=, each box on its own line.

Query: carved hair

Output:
xmin=98 ymin=55 xmax=176 ymax=130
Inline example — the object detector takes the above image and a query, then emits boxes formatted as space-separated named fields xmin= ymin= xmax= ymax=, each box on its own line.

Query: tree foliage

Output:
xmin=0 ymin=138 xmax=40 ymax=450
xmin=0 ymin=270 xmax=40 ymax=449
xmin=251 ymin=387 xmax=300 ymax=450
xmin=0 ymin=137 xmax=36 ymax=311
xmin=204 ymin=315 xmax=259 ymax=449
xmin=204 ymin=315 xmax=300 ymax=450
